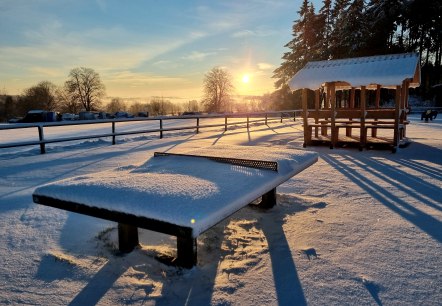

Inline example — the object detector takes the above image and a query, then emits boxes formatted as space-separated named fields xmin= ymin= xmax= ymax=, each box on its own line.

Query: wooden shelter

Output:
xmin=289 ymin=53 xmax=421 ymax=152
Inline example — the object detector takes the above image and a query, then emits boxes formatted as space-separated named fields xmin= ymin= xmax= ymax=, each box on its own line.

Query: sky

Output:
xmin=0 ymin=0 xmax=322 ymax=103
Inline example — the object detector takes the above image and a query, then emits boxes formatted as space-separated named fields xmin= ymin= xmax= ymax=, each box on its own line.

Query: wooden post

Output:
xmin=247 ymin=116 xmax=250 ymax=129
xmin=375 ymin=85 xmax=381 ymax=108
xmin=330 ymin=83 xmax=336 ymax=149
xmin=372 ymin=85 xmax=381 ymax=137
xmin=360 ymin=86 xmax=367 ymax=150
xmin=176 ymin=235 xmax=197 ymax=269
xmin=196 ymin=117 xmax=200 ymax=134
xmin=265 ymin=113 xmax=268 ymax=125
xmin=350 ymin=87 xmax=355 ymax=108
xmin=326 ymin=85 xmax=331 ymax=108
xmin=37 ymin=125 xmax=46 ymax=154
xmin=112 ymin=121 xmax=116 ymax=145
xmin=393 ymin=85 xmax=401 ymax=152
xmin=302 ymin=88 xmax=309 ymax=147
xmin=401 ymin=80 xmax=410 ymax=139
xmin=346 ymin=87 xmax=356 ymax=137
xmin=160 ymin=119 xmax=163 ymax=139
xmin=315 ymin=89 xmax=320 ymax=138
xmin=118 ymin=223 xmax=139 ymax=253
xmin=224 ymin=116 xmax=228 ymax=131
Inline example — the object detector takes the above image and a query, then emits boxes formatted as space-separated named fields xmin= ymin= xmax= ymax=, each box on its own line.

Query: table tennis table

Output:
xmin=33 ymin=145 xmax=318 ymax=268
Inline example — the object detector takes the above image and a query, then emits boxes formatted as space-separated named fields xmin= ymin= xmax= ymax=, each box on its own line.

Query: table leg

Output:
xmin=176 ymin=235 xmax=197 ymax=269
xmin=118 ymin=223 xmax=139 ymax=253
xmin=258 ymin=188 xmax=277 ymax=209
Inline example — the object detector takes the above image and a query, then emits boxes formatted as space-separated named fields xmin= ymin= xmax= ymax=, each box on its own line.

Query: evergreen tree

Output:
xmin=329 ymin=0 xmax=350 ymax=58
xmin=365 ymin=0 xmax=405 ymax=55
xmin=272 ymin=0 xmax=441 ymax=96
xmin=273 ymin=0 xmax=321 ymax=89
xmin=406 ymin=0 xmax=441 ymax=66
xmin=317 ymin=0 xmax=333 ymax=59
xmin=339 ymin=0 xmax=367 ymax=57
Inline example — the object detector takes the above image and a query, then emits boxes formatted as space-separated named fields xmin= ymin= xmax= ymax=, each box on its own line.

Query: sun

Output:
xmin=242 ymin=74 xmax=250 ymax=83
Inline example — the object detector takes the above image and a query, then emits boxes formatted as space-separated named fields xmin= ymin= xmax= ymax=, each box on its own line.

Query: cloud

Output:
xmin=257 ymin=62 xmax=274 ymax=70
xmin=232 ymin=30 xmax=254 ymax=38
xmin=28 ymin=66 xmax=62 ymax=77
xmin=105 ymin=70 xmax=183 ymax=83
xmin=181 ymin=51 xmax=217 ymax=61
xmin=232 ymin=28 xmax=277 ymax=38
xmin=96 ymin=0 xmax=107 ymax=12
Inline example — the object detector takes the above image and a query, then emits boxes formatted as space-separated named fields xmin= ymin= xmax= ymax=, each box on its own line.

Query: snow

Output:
xmin=34 ymin=145 xmax=317 ymax=237
xmin=289 ymin=53 xmax=420 ymax=90
xmin=0 ymin=115 xmax=441 ymax=305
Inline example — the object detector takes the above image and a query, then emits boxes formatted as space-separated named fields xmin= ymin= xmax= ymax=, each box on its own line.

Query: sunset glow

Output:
xmin=0 ymin=1 xmax=323 ymax=101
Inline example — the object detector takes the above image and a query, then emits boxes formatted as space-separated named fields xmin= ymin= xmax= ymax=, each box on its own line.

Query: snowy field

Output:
xmin=0 ymin=114 xmax=441 ymax=305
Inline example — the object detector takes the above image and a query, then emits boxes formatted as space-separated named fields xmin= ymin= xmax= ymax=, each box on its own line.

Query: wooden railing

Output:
xmin=0 ymin=110 xmax=301 ymax=154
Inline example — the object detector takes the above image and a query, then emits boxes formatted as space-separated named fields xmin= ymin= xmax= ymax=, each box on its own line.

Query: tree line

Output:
xmin=0 ymin=66 xmax=269 ymax=122
xmin=0 ymin=67 xmax=209 ymax=121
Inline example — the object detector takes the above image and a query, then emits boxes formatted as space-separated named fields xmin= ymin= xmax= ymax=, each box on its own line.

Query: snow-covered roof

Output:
xmin=288 ymin=53 xmax=421 ymax=90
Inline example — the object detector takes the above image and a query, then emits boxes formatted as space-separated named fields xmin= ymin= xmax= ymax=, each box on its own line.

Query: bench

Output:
xmin=32 ymin=145 xmax=318 ymax=268
xmin=303 ymin=108 xmax=410 ymax=151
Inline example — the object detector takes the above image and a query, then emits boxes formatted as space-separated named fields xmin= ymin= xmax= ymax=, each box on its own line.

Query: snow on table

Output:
xmin=33 ymin=145 xmax=318 ymax=237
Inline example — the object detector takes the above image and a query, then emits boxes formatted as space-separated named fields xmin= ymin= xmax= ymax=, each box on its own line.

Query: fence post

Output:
xmin=293 ymin=111 xmax=296 ymax=121
xmin=280 ymin=112 xmax=283 ymax=123
xmin=37 ymin=125 xmax=46 ymax=154
xmin=265 ymin=113 xmax=268 ymax=125
xmin=196 ymin=117 xmax=200 ymax=134
xmin=224 ymin=116 xmax=228 ymax=132
xmin=160 ymin=119 xmax=163 ymax=139
xmin=247 ymin=116 xmax=249 ymax=129
xmin=112 ymin=122 xmax=116 ymax=145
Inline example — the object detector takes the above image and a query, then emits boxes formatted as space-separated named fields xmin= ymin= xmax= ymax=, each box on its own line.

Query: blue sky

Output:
xmin=0 ymin=0 xmax=322 ymax=102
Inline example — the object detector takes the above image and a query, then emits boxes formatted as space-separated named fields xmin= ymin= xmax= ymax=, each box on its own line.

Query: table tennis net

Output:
xmin=154 ymin=152 xmax=278 ymax=172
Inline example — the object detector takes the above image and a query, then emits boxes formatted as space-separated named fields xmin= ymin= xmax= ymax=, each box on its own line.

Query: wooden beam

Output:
xmin=393 ymin=85 xmax=401 ymax=149
xmin=360 ymin=86 xmax=366 ymax=150
xmin=375 ymin=85 xmax=381 ymax=109
xmin=401 ymin=80 xmax=410 ymax=138
xmin=315 ymin=89 xmax=320 ymax=137
xmin=302 ymin=88 xmax=310 ymax=147
xmin=330 ymin=83 xmax=336 ymax=149
xmin=350 ymin=87 xmax=355 ymax=108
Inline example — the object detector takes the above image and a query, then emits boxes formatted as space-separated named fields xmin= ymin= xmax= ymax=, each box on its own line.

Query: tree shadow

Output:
xmin=258 ymin=212 xmax=308 ymax=305
xmin=321 ymin=145 xmax=442 ymax=244
xmin=67 ymin=253 xmax=135 ymax=306
xmin=52 ymin=193 xmax=320 ymax=305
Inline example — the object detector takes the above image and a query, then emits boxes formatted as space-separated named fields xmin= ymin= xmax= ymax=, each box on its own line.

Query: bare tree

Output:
xmin=184 ymin=100 xmax=200 ymax=112
xmin=149 ymin=97 xmax=179 ymax=116
xmin=56 ymin=86 xmax=81 ymax=114
xmin=65 ymin=67 xmax=105 ymax=111
xmin=1 ymin=95 xmax=15 ymax=121
xmin=17 ymin=81 xmax=58 ymax=115
xmin=202 ymin=67 xmax=234 ymax=113
xmin=129 ymin=102 xmax=149 ymax=115
xmin=106 ymin=98 xmax=126 ymax=113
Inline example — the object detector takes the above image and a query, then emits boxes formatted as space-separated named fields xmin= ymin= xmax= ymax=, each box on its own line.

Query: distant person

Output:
xmin=421 ymin=110 xmax=438 ymax=122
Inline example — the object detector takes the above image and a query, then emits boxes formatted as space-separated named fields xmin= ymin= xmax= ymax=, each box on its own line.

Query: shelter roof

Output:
xmin=289 ymin=53 xmax=420 ymax=90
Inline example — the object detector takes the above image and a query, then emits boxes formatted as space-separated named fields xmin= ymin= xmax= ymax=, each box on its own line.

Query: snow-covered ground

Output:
xmin=0 ymin=114 xmax=440 ymax=305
